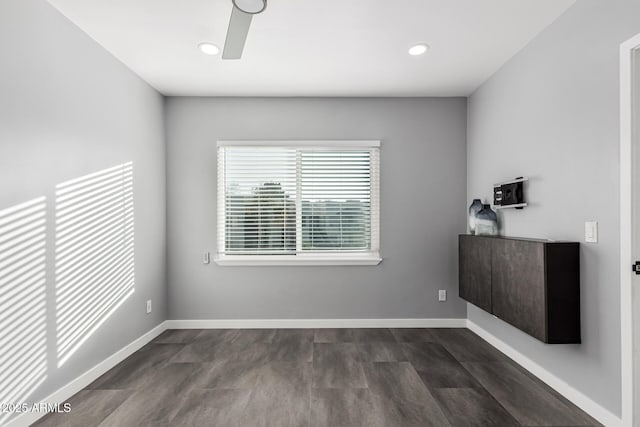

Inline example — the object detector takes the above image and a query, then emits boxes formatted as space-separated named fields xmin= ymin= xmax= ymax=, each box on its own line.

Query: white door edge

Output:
xmin=620 ymin=32 xmax=640 ymax=427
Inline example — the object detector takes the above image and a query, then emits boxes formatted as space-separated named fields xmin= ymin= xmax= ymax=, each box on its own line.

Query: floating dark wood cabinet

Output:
xmin=459 ymin=236 xmax=492 ymax=313
xmin=459 ymin=235 xmax=580 ymax=344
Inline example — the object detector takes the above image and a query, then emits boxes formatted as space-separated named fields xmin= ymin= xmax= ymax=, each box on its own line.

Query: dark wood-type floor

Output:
xmin=34 ymin=328 xmax=601 ymax=427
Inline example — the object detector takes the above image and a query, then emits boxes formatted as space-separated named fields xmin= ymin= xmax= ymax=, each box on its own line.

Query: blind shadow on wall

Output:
xmin=55 ymin=162 xmax=135 ymax=367
xmin=0 ymin=197 xmax=47 ymax=425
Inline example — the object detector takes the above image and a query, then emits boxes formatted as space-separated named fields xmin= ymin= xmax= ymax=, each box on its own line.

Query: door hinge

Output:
xmin=633 ymin=261 xmax=640 ymax=275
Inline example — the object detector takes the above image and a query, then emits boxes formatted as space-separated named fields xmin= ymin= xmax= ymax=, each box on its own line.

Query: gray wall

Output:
xmin=166 ymin=97 xmax=467 ymax=320
xmin=467 ymin=0 xmax=640 ymax=416
xmin=0 ymin=0 xmax=166 ymax=419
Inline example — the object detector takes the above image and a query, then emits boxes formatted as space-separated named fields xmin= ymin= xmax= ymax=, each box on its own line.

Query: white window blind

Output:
xmin=217 ymin=141 xmax=380 ymax=264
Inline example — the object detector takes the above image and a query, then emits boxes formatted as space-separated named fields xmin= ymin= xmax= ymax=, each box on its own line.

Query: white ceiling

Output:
xmin=47 ymin=0 xmax=575 ymax=97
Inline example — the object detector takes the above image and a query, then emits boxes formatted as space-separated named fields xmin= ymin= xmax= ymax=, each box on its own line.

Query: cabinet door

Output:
xmin=459 ymin=235 xmax=492 ymax=312
xmin=491 ymin=239 xmax=546 ymax=342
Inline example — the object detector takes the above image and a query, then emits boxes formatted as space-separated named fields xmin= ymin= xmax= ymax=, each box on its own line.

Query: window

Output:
xmin=216 ymin=141 xmax=380 ymax=265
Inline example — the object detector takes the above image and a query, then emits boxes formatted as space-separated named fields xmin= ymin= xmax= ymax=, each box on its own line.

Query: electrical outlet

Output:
xmin=203 ymin=251 xmax=210 ymax=264
xmin=438 ymin=290 xmax=447 ymax=302
xmin=146 ymin=300 xmax=152 ymax=314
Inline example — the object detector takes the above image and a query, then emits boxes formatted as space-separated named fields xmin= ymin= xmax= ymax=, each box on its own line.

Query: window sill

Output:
xmin=214 ymin=254 xmax=382 ymax=266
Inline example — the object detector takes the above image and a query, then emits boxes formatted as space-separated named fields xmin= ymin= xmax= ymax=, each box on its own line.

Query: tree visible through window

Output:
xmin=226 ymin=182 xmax=296 ymax=253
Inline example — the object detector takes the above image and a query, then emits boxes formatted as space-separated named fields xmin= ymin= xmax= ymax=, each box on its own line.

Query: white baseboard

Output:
xmin=5 ymin=321 xmax=168 ymax=427
xmin=466 ymin=320 xmax=622 ymax=427
xmin=165 ymin=318 xmax=467 ymax=329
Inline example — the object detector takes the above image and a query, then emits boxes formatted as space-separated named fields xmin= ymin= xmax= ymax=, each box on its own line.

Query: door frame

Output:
xmin=620 ymin=32 xmax=640 ymax=427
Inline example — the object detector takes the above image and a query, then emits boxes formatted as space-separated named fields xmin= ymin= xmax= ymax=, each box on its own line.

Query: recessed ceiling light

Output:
xmin=198 ymin=42 xmax=220 ymax=55
xmin=408 ymin=43 xmax=429 ymax=56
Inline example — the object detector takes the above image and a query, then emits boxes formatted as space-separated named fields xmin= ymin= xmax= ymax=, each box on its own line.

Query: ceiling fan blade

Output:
xmin=222 ymin=6 xmax=252 ymax=60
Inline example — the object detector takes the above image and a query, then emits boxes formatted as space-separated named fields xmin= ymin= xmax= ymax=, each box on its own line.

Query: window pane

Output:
xmin=224 ymin=148 xmax=296 ymax=253
xmin=301 ymin=150 xmax=371 ymax=251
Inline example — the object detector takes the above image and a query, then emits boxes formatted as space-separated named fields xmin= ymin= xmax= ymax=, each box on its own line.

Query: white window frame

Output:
xmin=215 ymin=140 xmax=381 ymax=266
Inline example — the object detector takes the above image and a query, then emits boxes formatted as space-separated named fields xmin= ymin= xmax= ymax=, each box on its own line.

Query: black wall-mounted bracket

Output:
xmin=494 ymin=176 xmax=527 ymax=209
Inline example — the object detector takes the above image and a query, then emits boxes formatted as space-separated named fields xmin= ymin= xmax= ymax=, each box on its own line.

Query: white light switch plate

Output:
xmin=146 ymin=300 xmax=152 ymax=314
xmin=438 ymin=290 xmax=447 ymax=302
xmin=585 ymin=221 xmax=598 ymax=243
xmin=203 ymin=251 xmax=210 ymax=264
